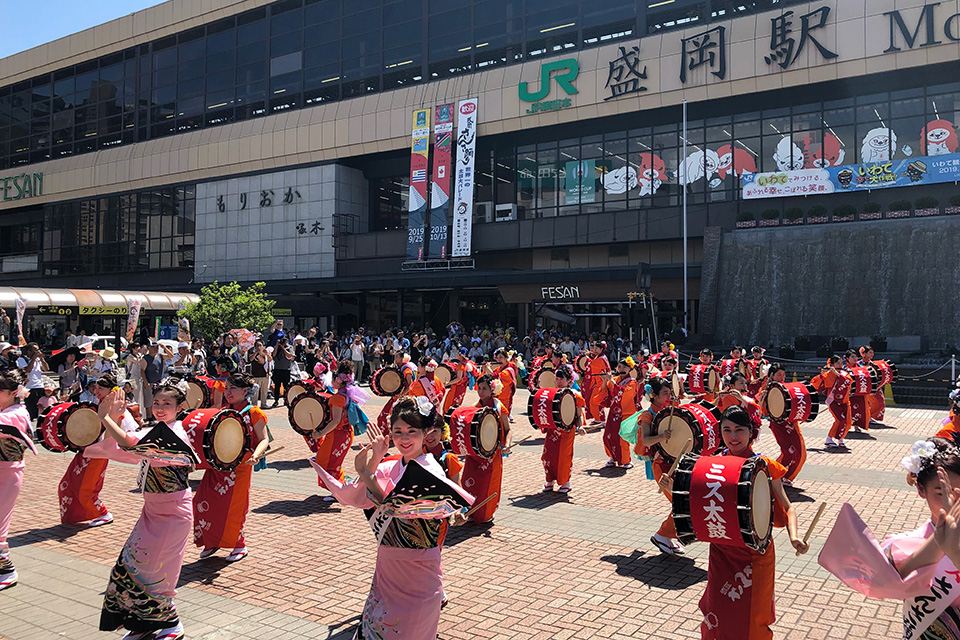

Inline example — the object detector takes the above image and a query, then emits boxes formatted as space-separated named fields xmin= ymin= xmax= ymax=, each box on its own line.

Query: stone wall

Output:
xmin=714 ymin=218 xmax=960 ymax=347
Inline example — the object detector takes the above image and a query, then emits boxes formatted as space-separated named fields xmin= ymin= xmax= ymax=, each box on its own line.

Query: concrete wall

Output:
xmin=714 ymin=217 xmax=960 ymax=347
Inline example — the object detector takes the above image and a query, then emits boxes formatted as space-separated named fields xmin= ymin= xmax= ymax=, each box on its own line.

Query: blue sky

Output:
xmin=0 ymin=1 xmax=166 ymax=60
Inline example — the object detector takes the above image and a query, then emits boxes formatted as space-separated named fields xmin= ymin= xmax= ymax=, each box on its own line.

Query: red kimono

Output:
xmin=461 ymin=398 xmax=507 ymax=523
xmin=811 ymin=369 xmax=852 ymax=440
xmin=377 ymin=363 xmax=416 ymax=432
xmin=442 ymin=359 xmax=474 ymax=415
xmin=541 ymin=390 xmax=584 ymax=486
xmin=603 ymin=375 xmax=638 ymax=466
xmin=314 ymin=392 xmax=353 ymax=489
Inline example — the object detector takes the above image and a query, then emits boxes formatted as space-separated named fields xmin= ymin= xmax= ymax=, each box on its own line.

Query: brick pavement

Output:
xmin=0 ymin=390 xmax=943 ymax=639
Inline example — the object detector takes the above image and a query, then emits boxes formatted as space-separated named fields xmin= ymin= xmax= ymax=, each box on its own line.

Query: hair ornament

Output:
xmin=625 ymin=356 xmax=636 ymax=368
xmin=15 ymin=384 xmax=28 ymax=400
xmin=160 ymin=377 xmax=190 ymax=395
xmin=416 ymin=395 xmax=434 ymax=417
xmin=426 ymin=360 xmax=438 ymax=372
xmin=644 ymin=383 xmax=653 ymax=397
xmin=901 ymin=439 xmax=960 ymax=476
xmin=491 ymin=378 xmax=504 ymax=396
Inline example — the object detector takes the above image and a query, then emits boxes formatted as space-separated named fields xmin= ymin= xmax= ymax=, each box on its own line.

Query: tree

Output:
xmin=179 ymin=281 xmax=276 ymax=339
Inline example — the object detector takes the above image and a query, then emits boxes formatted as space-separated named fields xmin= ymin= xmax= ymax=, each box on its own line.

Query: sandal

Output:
xmin=650 ymin=535 xmax=685 ymax=556
xmin=88 ymin=513 xmax=114 ymax=527
xmin=198 ymin=547 xmax=219 ymax=560
xmin=225 ymin=548 xmax=248 ymax=562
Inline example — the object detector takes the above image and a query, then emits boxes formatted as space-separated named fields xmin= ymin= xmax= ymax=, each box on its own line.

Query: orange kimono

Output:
xmin=377 ymin=363 xmax=416 ymax=431
xmin=603 ymin=375 xmax=638 ymax=466
xmin=441 ymin=360 xmax=472 ymax=415
xmin=494 ymin=364 xmax=517 ymax=415
xmin=193 ymin=406 xmax=266 ymax=550
xmin=541 ymin=390 xmax=584 ymax=486
xmin=314 ymin=392 xmax=353 ymax=489
xmin=461 ymin=398 xmax=507 ymax=523
xmin=409 ymin=375 xmax=446 ymax=410
xmin=936 ymin=409 xmax=960 ymax=439
xmin=811 ymin=369 xmax=852 ymax=440
xmin=638 ymin=403 xmax=678 ymax=540
xmin=587 ymin=355 xmax=611 ymax=421
xmin=58 ymin=454 xmax=110 ymax=524
xmin=700 ymin=453 xmax=787 ymax=640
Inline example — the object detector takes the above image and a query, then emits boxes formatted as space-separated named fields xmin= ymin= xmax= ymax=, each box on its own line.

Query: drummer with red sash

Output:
xmin=758 ymin=363 xmax=807 ymax=485
xmin=540 ymin=365 xmax=586 ymax=493
xmin=314 ymin=361 xmax=366 ymax=500
xmin=194 ymin=372 xmax=269 ymax=562
xmin=441 ymin=348 xmax=474 ymax=415
xmin=649 ymin=340 xmax=677 ymax=370
xmin=659 ymin=406 xmax=808 ymax=639
xmin=811 ymin=355 xmax=853 ymax=448
xmin=696 ymin=349 xmax=717 ymax=404
xmin=716 ymin=372 xmax=762 ymax=427
xmin=377 ymin=351 xmax=417 ymax=432
xmin=423 ymin=420 xmax=463 ymax=484
xmin=409 ymin=356 xmax=446 ymax=411
xmin=586 ymin=341 xmax=611 ymax=426
xmin=638 ymin=377 xmax=684 ymax=555
xmin=489 ymin=348 xmax=517 ymax=417
xmin=603 ymin=358 xmax=640 ymax=469
xmin=858 ymin=345 xmax=886 ymax=425
xmin=462 ymin=374 xmax=511 ymax=523
xmin=844 ymin=349 xmax=872 ymax=433
xmin=57 ymin=373 xmax=139 ymax=527
xmin=746 ymin=347 xmax=769 ymax=398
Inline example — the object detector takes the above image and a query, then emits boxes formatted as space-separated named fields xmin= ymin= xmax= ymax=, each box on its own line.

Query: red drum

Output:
xmin=529 ymin=387 xmax=577 ymax=432
xmin=532 ymin=368 xmax=557 ymax=390
xmin=447 ymin=406 xmax=501 ymax=459
xmin=671 ymin=454 xmax=774 ymax=553
xmin=40 ymin=402 xmax=103 ymax=452
xmin=183 ymin=408 xmax=251 ymax=472
xmin=719 ymin=358 xmax=748 ymax=377
xmin=183 ymin=375 xmax=212 ymax=411
xmin=868 ymin=360 xmax=896 ymax=388
xmin=686 ymin=364 xmax=720 ymax=395
xmin=288 ymin=391 xmax=332 ymax=436
xmin=849 ymin=366 xmax=879 ymax=396
xmin=371 ymin=367 xmax=404 ymax=397
xmin=540 ymin=360 xmax=556 ymax=370
xmin=574 ymin=354 xmax=590 ymax=374
xmin=661 ymin=372 xmax=685 ymax=400
xmin=651 ymin=401 xmax=722 ymax=465
xmin=764 ymin=381 xmax=820 ymax=423
xmin=746 ymin=359 xmax=768 ymax=381
xmin=434 ymin=363 xmax=455 ymax=386
xmin=286 ymin=378 xmax=323 ymax=404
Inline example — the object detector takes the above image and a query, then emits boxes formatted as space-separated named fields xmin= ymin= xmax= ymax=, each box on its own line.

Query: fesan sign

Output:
xmin=541 ymin=286 xmax=580 ymax=301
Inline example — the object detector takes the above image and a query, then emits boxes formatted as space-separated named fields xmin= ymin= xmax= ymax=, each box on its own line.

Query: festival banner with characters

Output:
xmin=15 ymin=297 xmax=26 ymax=346
xmin=742 ymin=152 xmax=960 ymax=200
xmin=406 ymin=108 xmax=431 ymax=262
xmin=125 ymin=299 xmax=143 ymax=342
xmin=427 ymin=104 xmax=454 ymax=259
xmin=451 ymin=98 xmax=478 ymax=258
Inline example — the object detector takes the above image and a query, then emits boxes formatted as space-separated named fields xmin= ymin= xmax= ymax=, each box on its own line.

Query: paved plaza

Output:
xmin=0 ymin=389 xmax=941 ymax=639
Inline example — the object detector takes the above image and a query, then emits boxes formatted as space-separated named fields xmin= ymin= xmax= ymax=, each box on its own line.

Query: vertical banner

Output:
xmin=406 ymin=108 xmax=431 ymax=262
xmin=427 ymin=103 xmax=454 ymax=259
xmin=565 ymin=159 xmax=596 ymax=203
xmin=125 ymin=299 xmax=143 ymax=343
xmin=176 ymin=299 xmax=191 ymax=342
xmin=451 ymin=98 xmax=478 ymax=258
xmin=15 ymin=297 xmax=26 ymax=346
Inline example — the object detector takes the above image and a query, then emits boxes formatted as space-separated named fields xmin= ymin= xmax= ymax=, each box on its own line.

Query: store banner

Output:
xmin=15 ymin=297 xmax=26 ymax=346
xmin=125 ymin=299 xmax=143 ymax=342
xmin=427 ymin=103 xmax=454 ymax=259
xmin=451 ymin=98 xmax=478 ymax=258
xmin=565 ymin=159 xmax=596 ymax=204
xmin=406 ymin=108 xmax=431 ymax=261
xmin=742 ymin=152 xmax=960 ymax=199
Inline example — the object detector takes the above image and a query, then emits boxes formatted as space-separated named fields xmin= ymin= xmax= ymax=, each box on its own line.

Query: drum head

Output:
xmin=658 ymin=415 xmax=695 ymax=459
xmin=185 ymin=381 xmax=206 ymax=410
xmin=292 ymin=396 xmax=326 ymax=431
xmin=379 ymin=369 xmax=403 ymax=394
xmin=542 ymin=361 xmax=555 ymax=370
xmin=558 ymin=392 xmax=577 ymax=427
xmin=670 ymin=374 xmax=682 ymax=398
xmin=434 ymin=366 xmax=452 ymax=386
xmin=478 ymin=413 xmax=500 ymax=454
xmin=628 ymin=368 xmax=639 ymax=380
xmin=537 ymin=370 xmax=557 ymax=389
xmin=287 ymin=383 xmax=308 ymax=402
xmin=212 ymin=417 xmax=246 ymax=464
xmin=66 ymin=407 xmax=103 ymax=447
xmin=752 ymin=469 xmax=773 ymax=540
xmin=707 ymin=369 xmax=719 ymax=392
xmin=766 ymin=386 xmax=787 ymax=420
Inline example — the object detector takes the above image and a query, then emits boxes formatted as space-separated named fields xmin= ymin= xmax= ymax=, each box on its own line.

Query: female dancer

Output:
xmin=91 ymin=382 xmax=195 ymax=640
xmin=409 ymin=357 xmax=446 ymax=411
xmin=541 ymin=365 xmax=586 ymax=493
xmin=716 ymin=372 xmax=762 ymax=426
xmin=660 ymin=406 xmax=807 ymax=639
xmin=845 ymin=349 xmax=871 ymax=433
xmin=858 ymin=345 xmax=886 ymax=425
xmin=194 ymin=373 xmax=269 ymax=562
xmin=461 ymin=374 xmax=511 ymax=523
xmin=587 ymin=341 xmax=611 ymax=425
xmin=311 ymin=398 xmax=473 ymax=639
xmin=313 ymin=361 xmax=367 ymax=500
xmin=746 ymin=347 xmax=768 ymax=398
xmin=441 ymin=348 xmax=473 ymax=415
xmin=376 ymin=351 xmax=416 ymax=432
xmin=638 ymin=378 xmax=683 ymax=556
xmin=603 ymin=358 xmax=639 ymax=469
xmin=491 ymin=348 xmax=517 ymax=418
xmin=760 ymin=363 xmax=807 ymax=484
xmin=58 ymin=372 xmax=139 ymax=526
xmin=0 ymin=371 xmax=36 ymax=591
xmin=812 ymin=355 xmax=853 ymax=448
xmin=423 ymin=419 xmax=463 ymax=484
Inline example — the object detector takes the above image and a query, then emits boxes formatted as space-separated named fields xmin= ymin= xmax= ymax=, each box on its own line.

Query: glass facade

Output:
xmin=0 ymin=0 xmax=807 ymax=170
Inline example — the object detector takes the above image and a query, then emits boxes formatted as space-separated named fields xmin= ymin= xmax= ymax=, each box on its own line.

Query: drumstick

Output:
xmin=260 ymin=446 xmax=285 ymax=458
xmin=796 ymin=502 xmax=828 ymax=556
xmin=463 ymin=492 xmax=499 ymax=519
xmin=503 ymin=435 xmax=531 ymax=453
xmin=666 ymin=438 xmax=692 ymax=478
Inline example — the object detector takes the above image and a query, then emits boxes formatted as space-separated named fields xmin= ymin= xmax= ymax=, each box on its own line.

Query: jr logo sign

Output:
xmin=519 ymin=58 xmax=579 ymax=115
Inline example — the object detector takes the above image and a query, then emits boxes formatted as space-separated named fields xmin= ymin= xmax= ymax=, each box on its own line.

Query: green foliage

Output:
xmin=761 ymin=208 xmax=780 ymax=220
xmin=832 ymin=204 xmax=856 ymax=218
xmin=808 ymin=204 xmax=827 ymax=217
xmin=736 ymin=211 xmax=755 ymax=222
xmin=915 ymin=196 xmax=939 ymax=209
xmin=179 ymin=281 xmax=276 ymax=339
xmin=863 ymin=202 xmax=882 ymax=213
xmin=890 ymin=199 xmax=911 ymax=211
xmin=785 ymin=207 xmax=803 ymax=220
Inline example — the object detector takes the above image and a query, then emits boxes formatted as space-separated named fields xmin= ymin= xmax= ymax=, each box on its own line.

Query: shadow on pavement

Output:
xmin=178 ymin=556 xmax=230 ymax=587
xmin=325 ymin=617 xmax=360 ymax=639
xmin=784 ymin=486 xmax=816 ymax=503
xmin=443 ymin=521 xmax=495 ymax=547
xmin=601 ymin=549 xmax=707 ymax=588
xmin=505 ymin=492 xmax=570 ymax=511
xmin=8 ymin=522 xmax=87 ymax=547
xmin=845 ymin=431 xmax=877 ymax=440
xmin=583 ymin=465 xmax=629 ymax=478
xmin=264 ymin=458 xmax=312 ymax=471
xmin=252 ymin=494 xmax=343 ymax=517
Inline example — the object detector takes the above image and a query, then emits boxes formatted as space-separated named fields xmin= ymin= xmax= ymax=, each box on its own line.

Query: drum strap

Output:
xmin=418 ymin=377 xmax=441 ymax=407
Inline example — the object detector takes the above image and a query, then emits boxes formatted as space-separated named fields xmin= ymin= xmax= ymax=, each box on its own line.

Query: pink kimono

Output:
xmin=86 ymin=421 xmax=195 ymax=635
xmin=0 ymin=404 xmax=37 ymax=585
xmin=313 ymin=454 xmax=473 ymax=640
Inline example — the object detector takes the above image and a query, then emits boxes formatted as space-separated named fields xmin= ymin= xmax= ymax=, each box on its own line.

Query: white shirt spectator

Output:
xmin=16 ymin=356 xmax=43 ymax=389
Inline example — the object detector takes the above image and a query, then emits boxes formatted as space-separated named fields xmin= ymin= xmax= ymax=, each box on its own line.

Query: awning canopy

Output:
xmin=0 ymin=287 xmax=198 ymax=312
